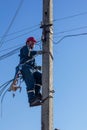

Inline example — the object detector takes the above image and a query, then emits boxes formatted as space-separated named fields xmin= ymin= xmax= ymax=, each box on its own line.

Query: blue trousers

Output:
xmin=21 ymin=64 xmax=42 ymax=103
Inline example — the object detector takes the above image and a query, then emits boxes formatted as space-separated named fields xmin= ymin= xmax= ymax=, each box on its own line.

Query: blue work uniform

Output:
xmin=19 ymin=45 xmax=42 ymax=103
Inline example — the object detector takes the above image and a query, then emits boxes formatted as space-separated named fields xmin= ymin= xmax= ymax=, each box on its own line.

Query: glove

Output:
xmin=37 ymin=50 xmax=43 ymax=55
xmin=37 ymin=50 xmax=48 ymax=55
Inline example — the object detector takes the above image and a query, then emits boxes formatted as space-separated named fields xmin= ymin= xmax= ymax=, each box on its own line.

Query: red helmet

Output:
xmin=26 ymin=37 xmax=37 ymax=44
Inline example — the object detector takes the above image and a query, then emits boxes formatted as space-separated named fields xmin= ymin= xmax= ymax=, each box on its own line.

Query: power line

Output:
xmin=54 ymin=25 xmax=87 ymax=35
xmin=1 ymin=10 xmax=87 ymax=44
xmin=0 ymin=47 xmax=21 ymax=61
xmin=0 ymin=24 xmax=40 ymax=38
xmin=4 ymin=24 xmax=87 ymax=44
xmin=0 ymin=43 xmax=23 ymax=53
xmin=1 ymin=10 xmax=87 ymax=39
xmin=4 ymin=27 xmax=40 ymax=43
xmin=53 ymin=32 xmax=87 ymax=44
xmin=0 ymin=0 xmax=24 ymax=48
xmin=54 ymin=11 xmax=87 ymax=22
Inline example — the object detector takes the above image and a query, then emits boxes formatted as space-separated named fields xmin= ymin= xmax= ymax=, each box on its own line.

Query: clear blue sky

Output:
xmin=0 ymin=0 xmax=87 ymax=130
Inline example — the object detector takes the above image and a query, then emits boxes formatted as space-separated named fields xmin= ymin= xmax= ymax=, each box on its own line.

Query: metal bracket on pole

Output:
xmin=40 ymin=21 xmax=53 ymax=42
xmin=40 ymin=22 xmax=53 ymax=28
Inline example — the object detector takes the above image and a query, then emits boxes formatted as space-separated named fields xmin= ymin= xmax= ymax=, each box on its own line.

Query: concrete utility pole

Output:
xmin=41 ymin=0 xmax=53 ymax=130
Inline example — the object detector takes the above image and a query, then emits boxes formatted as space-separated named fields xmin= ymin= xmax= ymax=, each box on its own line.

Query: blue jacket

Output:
xmin=19 ymin=45 xmax=37 ymax=68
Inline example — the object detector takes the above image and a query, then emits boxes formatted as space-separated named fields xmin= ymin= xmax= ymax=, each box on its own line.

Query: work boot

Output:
xmin=30 ymin=97 xmax=41 ymax=107
xmin=37 ymin=93 xmax=42 ymax=100
xmin=27 ymin=91 xmax=36 ymax=102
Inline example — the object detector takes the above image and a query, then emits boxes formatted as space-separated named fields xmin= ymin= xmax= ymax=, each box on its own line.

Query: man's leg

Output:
xmin=21 ymin=65 xmax=41 ymax=106
xmin=21 ymin=65 xmax=35 ymax=103
xmin=34 ymin=71 xmax=42 ymax=99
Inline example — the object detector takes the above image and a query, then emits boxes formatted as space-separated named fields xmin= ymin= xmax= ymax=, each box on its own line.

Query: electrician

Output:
xmin=17 ymin=37 xmax=42 ymax=106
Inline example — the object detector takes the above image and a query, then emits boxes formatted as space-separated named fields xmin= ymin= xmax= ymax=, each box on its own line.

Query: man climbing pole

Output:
xmin=10 ymin=37 xmax=43 ymax=107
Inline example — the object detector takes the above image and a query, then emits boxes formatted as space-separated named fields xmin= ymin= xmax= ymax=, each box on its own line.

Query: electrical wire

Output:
xmin=0 ymin=0 xmax=24 ymax=48
xmin=0 ymin=47 xmax=21 ymax=61
xmin=4 ymin=27 xmax=40 ymax=43
xmin=1 ymin=10 xmax=87 ymax=39
xmin=53 ymin=11 xmax=87 ymax=22
xmin=1 ymin=10 xmax=87 ymax=45
xmin=0 ymin=81 xmax=12 ymax=96
xmin=53 ymin=32 xmax=87 ymax=44
xmin=0 ymin=43 xmax=23 ymax=53
xmin=0 ymin=79 xmax=14 ymax=118
xmin=0 ymin=24 xmax=40 ymax=39
xmin=0 ymin=88 xmax=8 ymax=117
xmin=54 ymin=25 xmax=87 ymax=36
